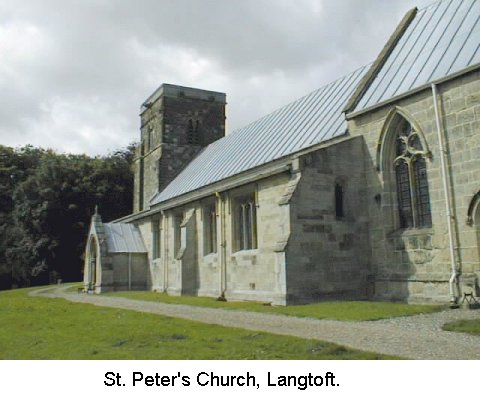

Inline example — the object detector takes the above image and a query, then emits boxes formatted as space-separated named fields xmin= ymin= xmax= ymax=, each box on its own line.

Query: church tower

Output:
xmin=133 ymin=84 xmax=226 ymax=212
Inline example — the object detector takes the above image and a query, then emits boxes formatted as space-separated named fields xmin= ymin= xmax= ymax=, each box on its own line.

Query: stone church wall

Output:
xmin=139 ymin=173 xmax=291 ymax=305
xmin=124 ymin=71 xmax=479 ymax=305
xmin=223 ymin=174 xmax=290 ymax=305
xmin=111 ymin=253 xmax=148 ymax=291
xmin=348 ymin=69 xmax=480 ymax=302
xmin=133 ymin=96 xmax=164 ymax=212
xmin=286 ymin=137 xmax=371 ymax=303
xmin=135 ymin=219 xmax=155 ymax=287
xmin=194 ymin=197 xmax=220 ymax=298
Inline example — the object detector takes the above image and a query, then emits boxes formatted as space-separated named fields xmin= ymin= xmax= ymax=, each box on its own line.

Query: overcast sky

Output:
xmin=0 ymin=0 xmax=435 ymax=156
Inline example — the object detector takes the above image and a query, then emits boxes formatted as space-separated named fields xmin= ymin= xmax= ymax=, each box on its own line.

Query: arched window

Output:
xmin=393 ymin=119 xmax=432 ymax=228
xmin=233 ymin=193 xmax=257 ymax=251
xmin=147 ymin=125 xmax=153 ymax=151
xmin=203 ymin=202 xmax=217 ymax=255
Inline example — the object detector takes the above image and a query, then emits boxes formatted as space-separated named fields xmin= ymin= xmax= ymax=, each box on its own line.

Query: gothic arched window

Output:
xmin=393 ymin=119 xmax=432 ymax=229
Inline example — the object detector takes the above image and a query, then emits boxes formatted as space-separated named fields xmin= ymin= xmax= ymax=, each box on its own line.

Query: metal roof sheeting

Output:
xmin=355 ymin=0 xmax=480 ymax=111
xmin=151 ymin=64 xmax=370 ymax=205
xmin=104 ymin=223 xmax=147 ymax=253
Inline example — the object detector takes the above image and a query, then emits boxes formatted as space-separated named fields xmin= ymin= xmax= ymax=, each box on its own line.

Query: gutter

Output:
xmin=431 ymin=83 xmax=460 ymax=304
xmin=128 ymin=253 xmax=132 ymax=291
xmin=161 ymin=210 xmax=168 ymax=292
xmin=216 ymin=192 xmax=227 ymax=298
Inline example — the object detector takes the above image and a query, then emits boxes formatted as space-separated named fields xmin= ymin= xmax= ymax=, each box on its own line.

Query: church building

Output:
xmin=84 ymin=0 xmax=480 ymax=305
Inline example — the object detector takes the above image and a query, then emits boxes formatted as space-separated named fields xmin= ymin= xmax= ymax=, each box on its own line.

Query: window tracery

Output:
xmin=393 ymin=119 xmax=432 ymax=228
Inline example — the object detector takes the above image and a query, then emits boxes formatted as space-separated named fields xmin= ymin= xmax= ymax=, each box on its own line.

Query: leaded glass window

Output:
xmin=234 ymin=195 xmax=257 ymax=251
xmin=393 ymin=120 xmax=432 ymax=228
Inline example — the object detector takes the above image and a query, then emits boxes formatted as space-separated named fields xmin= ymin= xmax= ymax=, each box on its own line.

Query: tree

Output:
xmin=0 ymin=145 xmax=134 ymax=288
xmin=0 ymin=145 xmax=47 ymax=288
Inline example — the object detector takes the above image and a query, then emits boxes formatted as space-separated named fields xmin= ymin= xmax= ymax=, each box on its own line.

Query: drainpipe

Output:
xmin=128 ymin=252 xmax=132 ymax=291
xmin=216 ymin=192 xmax=227 ymax=298
xmin=431 ymin=83 xmax=459 ymax=303
xmin=161 ymin=210 xmax=168 ymax=293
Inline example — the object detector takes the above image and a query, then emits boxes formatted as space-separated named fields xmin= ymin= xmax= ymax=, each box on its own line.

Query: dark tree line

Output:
xmin=0 ymin=144 xmax=135 ymax=289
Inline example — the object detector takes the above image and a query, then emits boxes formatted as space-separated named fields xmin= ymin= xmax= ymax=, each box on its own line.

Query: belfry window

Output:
xmin=393 ymin=119 xmax=432 ymax=228
xmin=147 ymin=126 xmax=153 ymax=151
xmin=187 ymin=119 xmax=200 ymax=145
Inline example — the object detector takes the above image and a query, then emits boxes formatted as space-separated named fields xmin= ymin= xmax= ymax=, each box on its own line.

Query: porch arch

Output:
xmin=466 ymin=191 xmax=480 ymax=271
xmin=467 ymin=191 xmax=480 ymax=226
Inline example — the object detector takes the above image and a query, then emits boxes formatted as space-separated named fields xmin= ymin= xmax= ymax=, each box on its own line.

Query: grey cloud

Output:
xmin=0 ymin=0 xmax=433 ymax=155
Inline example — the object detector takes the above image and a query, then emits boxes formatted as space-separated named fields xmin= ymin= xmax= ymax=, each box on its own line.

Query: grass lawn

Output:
xmin=443 ymin=319 xmax=480 ymax=336
xmin=0 ymin=287 xmax=395 ymax=360
xmin=106 ymin=290 xmax=444 ymax=321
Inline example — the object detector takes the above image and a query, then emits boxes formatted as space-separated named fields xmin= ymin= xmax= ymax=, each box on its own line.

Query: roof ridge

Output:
xmin=343 ymin=6 xmax=418 ymax=113
xmin=226 ymin=63 xmax=373 ymax=140
xmin=351 ymin=0 xmax=479 ymax=114
xmin=417 ymin=0 xmax=448 ymax=12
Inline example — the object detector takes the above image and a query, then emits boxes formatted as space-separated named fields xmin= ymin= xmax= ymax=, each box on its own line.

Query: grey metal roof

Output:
xmin=104 ymin=223 xmax=147 ymax=253
xmin=151 ymin=64 xmax=370 ymax=205
xmin=355 ymin=0 xmax=480 ymax=112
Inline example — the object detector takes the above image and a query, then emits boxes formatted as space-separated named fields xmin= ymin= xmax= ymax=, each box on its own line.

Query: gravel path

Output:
xmin=31 ymin=285 xmax=480 ymax=360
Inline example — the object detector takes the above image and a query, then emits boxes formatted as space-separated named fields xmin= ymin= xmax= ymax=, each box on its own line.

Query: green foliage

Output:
xmin=0 ymin=288 xmax=395 ymax=359
xmin=0 ymin=145 xmax=135 ymax=288
xmin=107 ymin=291 xmax=444 ymax=321
xmin=443 ymin=319 xmax=480 ymax=336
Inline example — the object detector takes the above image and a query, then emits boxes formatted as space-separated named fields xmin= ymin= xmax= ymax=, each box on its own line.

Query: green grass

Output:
xmin=443 ymin=319 xmax=480 ymax=336
xmin=0 ymin=287 xmax=396 ymax=360
xmin=65 ymin=283 xmax=83 ymax=292
xmin=106 ymin=290 xmax=444 ymax=321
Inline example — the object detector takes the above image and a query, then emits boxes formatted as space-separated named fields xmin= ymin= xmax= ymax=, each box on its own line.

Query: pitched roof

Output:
xmin=149 ymin=0 xmax=480 ymax=209
xmin=353 ymin=0 xmax=480 ymax=112
xmin=151 ymin=64 xmax=370 ymax=206
xmin=104 ymin=223 xmax=146 ymax=253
